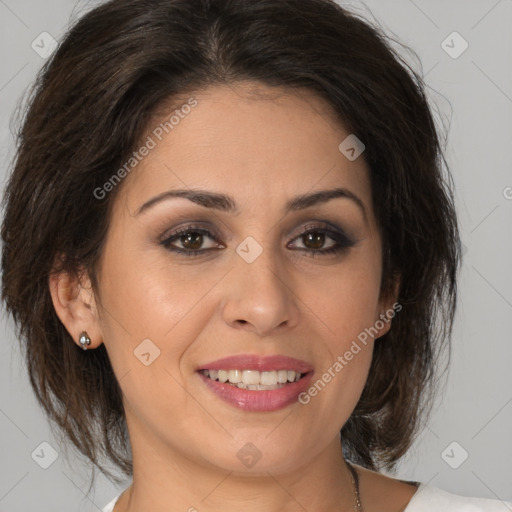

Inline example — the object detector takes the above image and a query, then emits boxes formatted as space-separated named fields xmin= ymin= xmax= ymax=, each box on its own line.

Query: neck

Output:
xmin=117 ymin=436 xmax=356 ymax=512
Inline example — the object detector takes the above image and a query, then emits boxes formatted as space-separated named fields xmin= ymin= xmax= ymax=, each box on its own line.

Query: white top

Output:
xmin=101 ymin=482 xmax=512 ymax=511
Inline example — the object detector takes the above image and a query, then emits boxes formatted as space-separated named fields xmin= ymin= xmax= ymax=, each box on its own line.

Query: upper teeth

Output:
xmin=201 ymin=369 xmax=302 ymax=386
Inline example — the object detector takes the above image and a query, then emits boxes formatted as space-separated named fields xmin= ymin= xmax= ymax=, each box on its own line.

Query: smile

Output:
xmin=197 ymin=354 xmax=314 ymax=411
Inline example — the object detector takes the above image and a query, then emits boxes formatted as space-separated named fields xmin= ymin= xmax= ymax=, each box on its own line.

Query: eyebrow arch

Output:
xmin=135 ymin=187 xmax=366 ymax=218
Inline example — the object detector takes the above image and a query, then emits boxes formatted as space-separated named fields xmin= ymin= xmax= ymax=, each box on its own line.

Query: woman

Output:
xmin=1 ymin=0 xmax=509 ymax=510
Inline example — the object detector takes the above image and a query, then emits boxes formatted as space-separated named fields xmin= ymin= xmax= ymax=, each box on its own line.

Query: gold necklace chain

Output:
xmin=346 ymin=461 xmax=363 ymax=511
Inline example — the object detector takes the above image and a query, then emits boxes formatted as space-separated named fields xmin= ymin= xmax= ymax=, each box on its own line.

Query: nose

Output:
xmin=221 ymin=247 xmax=300 ymax=337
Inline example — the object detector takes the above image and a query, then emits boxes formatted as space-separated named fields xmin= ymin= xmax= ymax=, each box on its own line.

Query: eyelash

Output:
xmin=160 ymin=223 xmax=355 ymax=257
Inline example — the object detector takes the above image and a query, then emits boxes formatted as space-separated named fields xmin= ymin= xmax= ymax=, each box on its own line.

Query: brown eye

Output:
xmin=161 ymin=226 xmax=222 ymax=254
xmin=292 ymin=230 xmax=337 ymax=251
xmin=302 ymin=231 xmax=327 ymax=250
xmin=287 ymin=224 xmax=355 ymax=256
xmin=180 ymin=232 xmax=204 ymax=251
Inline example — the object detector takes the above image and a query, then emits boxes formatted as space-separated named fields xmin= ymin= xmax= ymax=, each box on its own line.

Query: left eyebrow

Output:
xmin=286 ymin=187 xmax=366 ymax=217
xmin=135 ymin=186 xmax=367 ymax=218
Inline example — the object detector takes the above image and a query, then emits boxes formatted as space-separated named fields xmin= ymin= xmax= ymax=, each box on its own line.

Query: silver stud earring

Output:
xmin=79 ymin=331 xmax=91 ymax=350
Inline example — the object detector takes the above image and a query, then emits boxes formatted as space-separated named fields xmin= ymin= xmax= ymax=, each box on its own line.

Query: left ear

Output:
xmin=375 ymin=275 xmax=401 ymax=339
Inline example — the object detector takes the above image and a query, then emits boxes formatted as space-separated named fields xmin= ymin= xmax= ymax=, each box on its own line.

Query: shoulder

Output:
xmin=406 ymin=483 xmax=512 ymax=512
xmin=102 ymin=495 xmax=119 ymax=512
xmin=355 ymin=464 xmax=511 ymax=512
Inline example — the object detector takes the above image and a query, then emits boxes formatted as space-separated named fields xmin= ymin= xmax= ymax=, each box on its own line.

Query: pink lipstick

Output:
xmin=197 ymin=354 xmax=314 ymax=412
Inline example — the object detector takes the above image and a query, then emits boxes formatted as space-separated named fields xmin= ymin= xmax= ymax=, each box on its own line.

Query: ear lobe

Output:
xmin=375 ymin=311 xmax=393 ymax=339
xmin=49 ymin=268 xmax=103 ymax=349
xmin=376 ymin=273 xmax=401 ymax=339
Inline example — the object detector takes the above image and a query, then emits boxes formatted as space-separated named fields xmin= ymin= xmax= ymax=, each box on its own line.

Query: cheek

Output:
xmin=96 ymin=244 xmax=230 ymax=424
xmin=297 ymin=252 xmax=382 ymax=346
xmin=297 ymin=273 xmax=378 ymax=435
xmin=292 ymin=251 xmax=382 ymax=411
xmin=96 ymin=248 xmax=222 ymax=436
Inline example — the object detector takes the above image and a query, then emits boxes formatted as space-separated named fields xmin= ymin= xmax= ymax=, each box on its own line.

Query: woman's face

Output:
xmin=93 ymin=83 xmax=394 ymax=475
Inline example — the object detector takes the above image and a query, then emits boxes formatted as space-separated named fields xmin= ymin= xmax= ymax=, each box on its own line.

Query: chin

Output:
xmin=199 ymin=432 xmax=320 ymax=476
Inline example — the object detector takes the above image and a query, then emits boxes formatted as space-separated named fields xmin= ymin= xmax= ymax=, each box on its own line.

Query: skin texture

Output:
xmin=50 ymin=83 xmax=418 ymax=511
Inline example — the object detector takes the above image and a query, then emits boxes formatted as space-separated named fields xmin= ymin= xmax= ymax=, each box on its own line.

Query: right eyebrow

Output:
xmin=135 ymin=189 xmax=238 ymax=215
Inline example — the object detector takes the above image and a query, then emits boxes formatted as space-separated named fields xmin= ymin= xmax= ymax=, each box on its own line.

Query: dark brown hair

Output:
xmin=1 ymin=0 xmax=460 ymax=478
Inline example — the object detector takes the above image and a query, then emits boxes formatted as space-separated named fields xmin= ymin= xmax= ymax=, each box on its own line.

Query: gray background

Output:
xmin=1 ymin=0 xmax=511 ymax=510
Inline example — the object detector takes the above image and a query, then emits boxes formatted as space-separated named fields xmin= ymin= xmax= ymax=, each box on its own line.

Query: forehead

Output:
xmin=116 ymin=83 xmax=373 ymax=217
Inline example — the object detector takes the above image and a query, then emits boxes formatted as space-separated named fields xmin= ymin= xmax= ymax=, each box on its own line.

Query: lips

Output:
xmin=197 ymin=354 xmax=314 ymax=412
